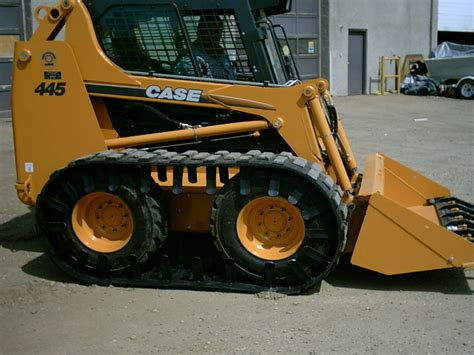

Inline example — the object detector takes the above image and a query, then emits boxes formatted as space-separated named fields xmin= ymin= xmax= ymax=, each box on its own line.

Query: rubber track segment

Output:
xmin=44 ymin=149 xmax=348 ymax=294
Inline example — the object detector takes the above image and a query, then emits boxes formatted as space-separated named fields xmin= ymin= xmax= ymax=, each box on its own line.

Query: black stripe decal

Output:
xmin=86 ymin=84 xmax=147 ymax=98
xmin=85 ymin=83 xmax=208 ymax=103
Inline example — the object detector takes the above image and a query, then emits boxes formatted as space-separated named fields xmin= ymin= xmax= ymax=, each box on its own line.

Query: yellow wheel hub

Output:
xmin=237 ymin=196 xmax=305 ymax=261
xmin=72 ymin=192 xmax=133 ymax=253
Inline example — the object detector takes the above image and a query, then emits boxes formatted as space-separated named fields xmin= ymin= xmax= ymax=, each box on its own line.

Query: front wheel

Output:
xmin=211 ymin=168 xmax=346 ymax=288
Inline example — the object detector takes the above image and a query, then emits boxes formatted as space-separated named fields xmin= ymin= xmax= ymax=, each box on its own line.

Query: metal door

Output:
xmin=0 ymin=1 xmax=25 ymax=113
xmin=348 ymin=30 xmax=366 ymax=95
xmin=272 ymin=0 xmax=320 ymax=80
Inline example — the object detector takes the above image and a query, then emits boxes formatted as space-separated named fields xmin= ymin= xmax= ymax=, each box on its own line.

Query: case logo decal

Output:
xmin=145 ymin=85 xmax=202 ymax=102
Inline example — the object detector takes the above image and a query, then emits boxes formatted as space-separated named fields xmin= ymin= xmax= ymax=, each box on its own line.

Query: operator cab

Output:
xmin=85 ymin=0 xmax=298 ymax=85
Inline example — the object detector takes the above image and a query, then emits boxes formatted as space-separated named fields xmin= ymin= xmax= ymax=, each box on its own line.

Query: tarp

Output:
xmin=401 ymin=75 xmax=438 ymax=96
xmin=429 ymin=41 xmax=474 ymax=58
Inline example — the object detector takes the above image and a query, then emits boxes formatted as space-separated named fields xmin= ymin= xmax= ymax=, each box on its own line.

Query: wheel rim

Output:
xmin=461 ymin=83 xmax=473 ymax=98
xmin=236 ymin=196 xmax=305 ymax=261
xmin=72 ymin=192 xmax=133 ymax=253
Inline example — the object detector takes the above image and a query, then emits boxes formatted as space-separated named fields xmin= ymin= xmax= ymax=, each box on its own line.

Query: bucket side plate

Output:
xmin=351 ymin=153 xmax=474 ymax=275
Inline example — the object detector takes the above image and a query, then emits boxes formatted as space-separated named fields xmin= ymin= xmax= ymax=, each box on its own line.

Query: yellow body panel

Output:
xmin=12 ymin=41 xmax=106 ymax=204
xmin=153 ymin=168 xmax=238 ymax=233
xmin=164 ymin=190 xmax=215 ymax=233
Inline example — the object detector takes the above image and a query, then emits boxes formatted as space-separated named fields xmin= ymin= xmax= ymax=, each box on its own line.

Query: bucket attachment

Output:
xmin=351 ymin=153 xmax=474 ymax=275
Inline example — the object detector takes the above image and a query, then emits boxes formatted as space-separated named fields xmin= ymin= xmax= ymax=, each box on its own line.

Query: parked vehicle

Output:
xmin=425 ymin=42 xmax=474 ymax=99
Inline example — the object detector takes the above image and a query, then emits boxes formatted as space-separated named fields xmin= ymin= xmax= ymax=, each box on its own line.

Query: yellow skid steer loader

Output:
xmin=11 ymin=0 xmax=473 ymax=293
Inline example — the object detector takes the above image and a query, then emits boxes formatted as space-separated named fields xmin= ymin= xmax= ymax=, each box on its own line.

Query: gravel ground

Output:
xmin=0 ymin=94 xmax=473 ymax=354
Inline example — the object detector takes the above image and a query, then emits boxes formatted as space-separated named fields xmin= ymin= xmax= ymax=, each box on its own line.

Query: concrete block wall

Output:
xmin=321 ymin=0 xmax=438 ymax=96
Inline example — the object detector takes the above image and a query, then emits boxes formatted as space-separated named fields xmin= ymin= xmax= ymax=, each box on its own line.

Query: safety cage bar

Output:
xmin=272 ymin=23 xmax=300 ymax=81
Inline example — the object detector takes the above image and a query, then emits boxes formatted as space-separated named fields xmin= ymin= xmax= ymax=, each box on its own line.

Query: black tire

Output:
xmin=456 ymin=79 xmax=474 ymax=99
xmin=211 ymin=168 xmax=345 ymax=287
xmin=36 ymin=164 xmax=167 ymax=283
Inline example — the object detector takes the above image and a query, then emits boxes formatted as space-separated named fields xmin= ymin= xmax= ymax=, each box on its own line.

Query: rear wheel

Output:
xmin=457 ymin=79 xmax=473 ymax=99
xmin=212 ymin=168 xmax=345 ymax=287
xmin=36 ymin=165 xmax=167 ymax=282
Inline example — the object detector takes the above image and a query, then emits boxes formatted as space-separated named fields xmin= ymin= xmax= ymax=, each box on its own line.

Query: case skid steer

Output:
xmin=11 ymin=0 xmax=474 ymax=293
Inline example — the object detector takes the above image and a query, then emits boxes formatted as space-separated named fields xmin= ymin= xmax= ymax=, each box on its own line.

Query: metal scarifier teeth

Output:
xmin=434 ymin=197 xmax=474 ymax=239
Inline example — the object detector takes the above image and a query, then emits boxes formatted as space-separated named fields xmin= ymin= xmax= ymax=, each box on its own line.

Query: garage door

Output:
xmin=272 ymin=0 xmax=320 ymax=80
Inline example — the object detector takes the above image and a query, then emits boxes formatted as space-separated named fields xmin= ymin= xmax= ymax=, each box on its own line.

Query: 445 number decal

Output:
xmin=34 ymin=82 xmax=66 ymax=96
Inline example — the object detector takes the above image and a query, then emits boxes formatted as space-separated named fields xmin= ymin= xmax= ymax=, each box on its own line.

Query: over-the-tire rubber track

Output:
xmin=36 ymin=148 xmax=348 ymax=294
